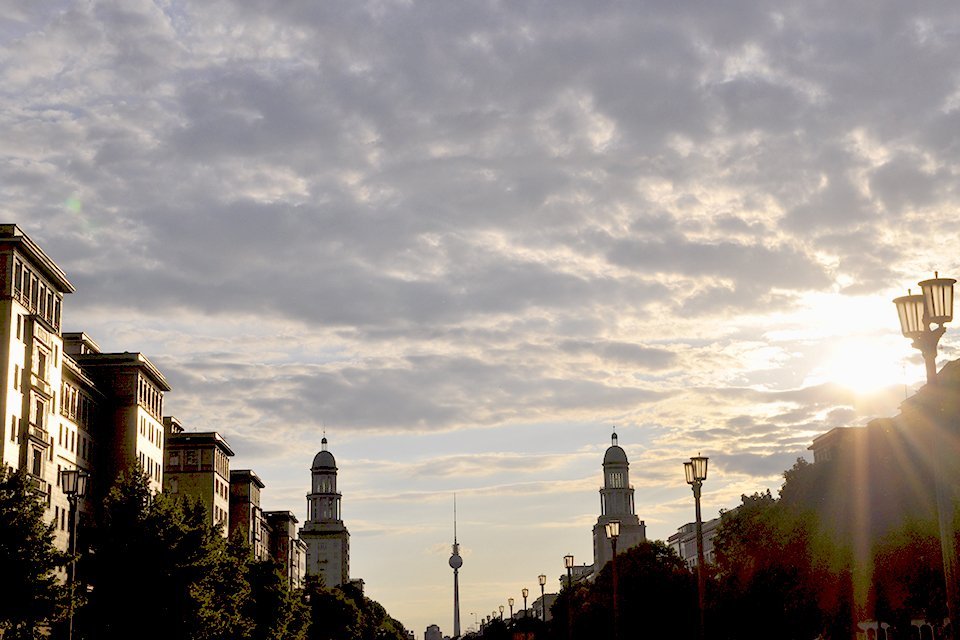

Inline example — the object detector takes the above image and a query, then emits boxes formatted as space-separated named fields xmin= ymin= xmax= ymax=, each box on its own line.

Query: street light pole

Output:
xmin=522 ymin=588 xmax=529 ymax=618
xmin=605 ymin=521 xmax=621 ymax=640
xmin=538 ymin=574 xmax=547 ymax=622
xmin=894 ymin=273 xmax=958 ymax=636
xmin=684 ymin=455 xmax=709 ymax=640
xmin=563 ymin=555 xmax=575 ymax=640
xmin=499 ymin=604 xmax=504 ymax=620
xmin=60 ymin=469 xmax=89 ymax=640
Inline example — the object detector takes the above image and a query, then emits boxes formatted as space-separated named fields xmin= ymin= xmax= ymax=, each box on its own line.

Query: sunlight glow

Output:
xmin=812 ymin=338 xmax=910 ymax=394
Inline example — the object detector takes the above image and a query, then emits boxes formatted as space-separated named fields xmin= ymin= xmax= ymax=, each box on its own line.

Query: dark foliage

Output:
xmin=0 ymin=467 xmax=71 ymax=639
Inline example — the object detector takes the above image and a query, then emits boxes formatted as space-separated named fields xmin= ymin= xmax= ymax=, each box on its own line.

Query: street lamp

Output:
xmin=61 ymin=468 xmax=89 ymax=640
xmin=605 ymin=520 xmax=621 ymax=640
xmin=563 ymin=554 xmax=574 ymax=588
xmin=684 ymin=455 xmax=708 ymax=640
xmin=499 ymin=604 xmax=504 ymax=620
xmin=508 ymin=598 xmax=514 ymax=620
xmin=538 ymin=574 xmax=547 ymax=622
xmin=522 ymin=588 xmax=529 ymax=618
xmin=894 ymin=273 xmax=958 ymax=632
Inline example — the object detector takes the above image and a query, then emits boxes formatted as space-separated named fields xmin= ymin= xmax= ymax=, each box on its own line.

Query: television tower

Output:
xmin=448 ymin=495 xmax=463 ymax=637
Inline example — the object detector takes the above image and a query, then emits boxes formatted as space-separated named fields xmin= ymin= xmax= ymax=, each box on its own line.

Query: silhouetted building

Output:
xmin=300 ymin=436 xmax=350 ymax=587
xmin=532 ymin=594 xmax=557 ymax=622
xmin=425 ymin=624 xmax=442 ymax=640
xmin=592 ymin=431 xmax=647 ymax=573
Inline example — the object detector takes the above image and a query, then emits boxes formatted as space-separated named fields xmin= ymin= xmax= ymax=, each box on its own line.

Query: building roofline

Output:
xmin=230 ymin=469 xmax=265 ymax=488
xmin=72 ymin=351 xmax=172 ymax=392
xmin=0 ymin=224 xmax=75 ymax=293
xmin=167 ymin=431 xmax=235 ymax=457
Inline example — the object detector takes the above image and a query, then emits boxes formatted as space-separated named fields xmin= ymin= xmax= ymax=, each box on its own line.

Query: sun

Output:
xmin=814 ymin=338 xmax=911 ymax=395
xmin=788 ymin=292 xmax=922 ymax=396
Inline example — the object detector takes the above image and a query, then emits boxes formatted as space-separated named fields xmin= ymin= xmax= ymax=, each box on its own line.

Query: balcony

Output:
xmin=26 ymin=473 xmax=48 ymax=497
xmin=27 ymin=423 xmax=49 ymax=445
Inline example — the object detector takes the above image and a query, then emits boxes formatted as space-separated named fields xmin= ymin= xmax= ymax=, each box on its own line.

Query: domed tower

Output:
xmin=592 ymin=430 xmax=646 ymax=573
xmin=299 ymin=437 xmax=350 ymax=587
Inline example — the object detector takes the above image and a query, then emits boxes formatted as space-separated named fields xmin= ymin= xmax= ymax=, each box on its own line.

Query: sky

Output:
xmin=4 ymin=0 xmax=960 ymax=635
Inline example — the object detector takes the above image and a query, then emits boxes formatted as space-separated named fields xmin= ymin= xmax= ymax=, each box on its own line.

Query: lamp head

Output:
xmin=691 ymin=455 xmax=708 ymax=481
xmin=919 ymin=273 xmax=956 ymax=326
xmin=538 ymin=574 xmax=547 ymax=586
xmin=522 ymin=588 xmax=529 ymax=598
xmin=894 ymin=291 xmax=927 ymax=338
xmin=61 ymin=468 xmax=89 ymax=498
xmin=605 ymin=520 xmax=621 ymax=540
xmin=563 ymin=554 xmax=574 ymax=569
xmin=683 ymin=460 xmax=695 ymax=485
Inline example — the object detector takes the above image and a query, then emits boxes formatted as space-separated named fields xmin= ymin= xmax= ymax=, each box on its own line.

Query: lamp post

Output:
xmin=538 ymin=574 xmax=547 ymax=622
xmin=605 ymin=520 xmax=621 ymax=640
xmin=499 ymin=604 xmax=504 ymax=620
xmin=684 ymin=455 xmax=708 ymax=640
xmin=61 ymin=468 xmax=89 ymax=640
xmin=894 ymin=273 xmax=958 ymax=635
xmin=522 ymin=588 xmax=529 ymax=618
xmin=563 ymin=555 xmax=575 ymax=640
xmin=508 ymin=597 xmax=514 ymax=621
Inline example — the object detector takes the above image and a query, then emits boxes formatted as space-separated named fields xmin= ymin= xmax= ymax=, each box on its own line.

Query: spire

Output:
xmin=322 ymin=435 xmax=328 ymax=451
xmin=611 ymin=425 xmax=618 ymax=447
xmin=453 ymin=493 xmax=458 ymax=545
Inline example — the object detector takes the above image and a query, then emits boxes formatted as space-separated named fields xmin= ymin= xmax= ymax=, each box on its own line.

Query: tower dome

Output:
xmin=312 ymin=436 xmax=337 ymax=469
xmin=603 ymin=431 xmax=628 ymax=465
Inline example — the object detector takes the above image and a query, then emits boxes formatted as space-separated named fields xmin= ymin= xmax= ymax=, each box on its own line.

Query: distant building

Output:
xmin=532 ymin=593 xmax=557 ymax=622
xmin=300 ymin=436 xmax=350 ymax=587
xmin=425 ymin=624 xmax=442 ymax=640
xmin=592 ymin=431 xmax=646 ymax=573
xmin=667 ymin=515 xmax=723 ymax=569
xmin=265 ymin=510 xmax=307 ymax=589
xmin=230 ymin=469 xmax=269 ymax=559
xmin=163 ymin=418 xmax=234 ymax=536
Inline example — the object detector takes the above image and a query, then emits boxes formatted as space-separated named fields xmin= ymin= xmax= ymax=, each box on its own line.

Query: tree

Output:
xmin=84 ymin=470 xmax=252 ymax=640
xmin=246 ymin=554 xmax=308 ymax=640
xmin=0 ymin=467 xmax=71 ymax=639
xmin=551 ymin=541 xmax=697 ymax=640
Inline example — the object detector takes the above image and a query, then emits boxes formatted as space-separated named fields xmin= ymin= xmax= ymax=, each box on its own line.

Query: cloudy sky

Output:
xmin=5 ymin=0 xmax=960 ymax=634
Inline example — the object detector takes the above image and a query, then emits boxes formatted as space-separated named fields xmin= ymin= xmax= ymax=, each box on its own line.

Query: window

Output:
xmin=31 ymin=447 xmax=41 ymax=475
xmin=13 ymin=365 xmax=18 ymax=390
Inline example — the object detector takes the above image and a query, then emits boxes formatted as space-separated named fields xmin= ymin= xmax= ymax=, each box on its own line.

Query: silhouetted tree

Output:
xmin=246 ymin=554 xmax=308 ymax=640
xmin=84 ymin=470 xmax=251 ymax=640
xmin=0 ymin=467 xmax=70 ymax=639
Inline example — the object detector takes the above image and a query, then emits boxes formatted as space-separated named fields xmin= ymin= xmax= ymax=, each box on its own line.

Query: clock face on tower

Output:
xmin=449 ymin=553 xmax=463 ymax=569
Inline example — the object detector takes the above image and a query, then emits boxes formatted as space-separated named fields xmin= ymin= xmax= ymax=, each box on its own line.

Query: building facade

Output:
xmin=265 ymin=510 xmax=307 ymax=589
xmin=592 ymin=431 xmax=646 ymax=573
xmin=667 ymin=516 xmax=722 ymax=570
xmin=163 ymin=419 xmax=234 ymax=535
xmin=230 ymin=468 xmax=269 ymax=560
xmin=0 ymin=225 xmax=170 ymax=553
xmin=300 ymin=436 xmax=350 ymax=587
